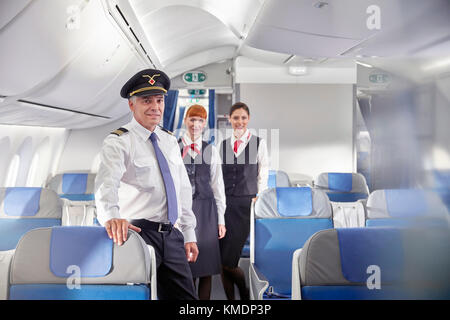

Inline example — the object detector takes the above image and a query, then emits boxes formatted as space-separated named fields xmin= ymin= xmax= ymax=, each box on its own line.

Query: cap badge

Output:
xmin=143 ymin=74 xmax=160 ymax=86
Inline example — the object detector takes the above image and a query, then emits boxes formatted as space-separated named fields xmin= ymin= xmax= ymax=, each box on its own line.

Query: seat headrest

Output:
xmin=316 ymin=172 xmax=369 ymax=194
xmin=0 ymin=187 xmax=62 ymax=219
xmin=366 ymin=189 xmax=449 ymax=219
xmin=10 ymin=227 xmax=151 ymax=285
xmin=255 ymin=187 xmax=332 ymax=219
xmin=47 ymin=173 xmax=96 ymax=195
xmin=268 ymin=170 xmax=291 ymax=188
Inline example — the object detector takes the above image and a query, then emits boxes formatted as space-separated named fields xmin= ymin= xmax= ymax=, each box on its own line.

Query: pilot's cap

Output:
xmin=120 ymin=69 xmax=170 ymax=99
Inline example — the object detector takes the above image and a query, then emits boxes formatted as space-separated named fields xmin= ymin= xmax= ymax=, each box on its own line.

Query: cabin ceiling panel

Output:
xmin=165 ymin=46 xmax=236 ymax=78
xmin=0 ymin=0 xmax=32 ymax=30
xmin=356 ymin=6 xmax=450 ymax=58
xmin=134 ymin=5 xmax=238 ymax=67
xmin=24 ymin=32 xmax=140 ymax=117
xmin=130 ymin=0 xmax=263 ymax=40
xmin=0 ymin=0 xmax=146 ymax=129
xmin=245 ymin=0 xmax=447 ymax=58
xmin=246 ymin=24 xmax=361 ymax=58
xmin=0 ymin=0 xmax=111 ymax=96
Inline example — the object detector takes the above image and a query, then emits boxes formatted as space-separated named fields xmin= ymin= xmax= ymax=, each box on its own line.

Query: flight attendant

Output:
xmin=179 ymin=104 xmax=226 ymax=300
xmin=219 ymin=102 xmax=269 ymax=300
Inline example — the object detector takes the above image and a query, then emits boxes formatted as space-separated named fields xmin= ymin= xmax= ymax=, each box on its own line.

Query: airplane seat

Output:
xmin=8 ymin=226 xmax=157 ymax=300
xmin=46 ymin=173 xmax=98 ymax=226
xmin=291 ymin=227 xmax=450 ymax=300
xmin=0 ymin=187 xmax=62 ymax=300
xmin=242 ymin=169 xmax=292 ymax=259
xmin=249 ymin=187 xmax=333 ymax=300
xmin=268 ymin=170 xmax=292 ymax=188
xmin=0 ymin=187 xmax=62 ymax=251
xmin=365 ymin=189 xmax=450 ymax=227
xmin=315 ymin=172 xmax=369 ymax=202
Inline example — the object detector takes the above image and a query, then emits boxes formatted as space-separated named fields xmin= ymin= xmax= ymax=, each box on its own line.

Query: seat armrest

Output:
xmin=291 ymin=248 xmax=303 ymax=300
xmin=0 ymin=250 xmax=15 ymax=300
xmin=146 ymin=245 xmax=157 ymax=300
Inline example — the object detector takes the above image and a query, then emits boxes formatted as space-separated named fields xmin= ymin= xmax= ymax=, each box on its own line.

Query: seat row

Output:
xmin=0 ymin=173 xmax=139 ymax=300
xmin=269 ymin=170 xmax=370 ymax=202
xmin=249 ymin=186 xmax=450 ymax=300
xmin=0 ymin=172 xmax=98 ymax=252
xmin=1 ymin=172 xmax=448 ymax=300
xmin=241 ymin=171 xmax=369 ymax=258
xmin=3 ymin=226 xmax=157 ymax=300
xmin=0 ymin=177 xmax=157 ymax=300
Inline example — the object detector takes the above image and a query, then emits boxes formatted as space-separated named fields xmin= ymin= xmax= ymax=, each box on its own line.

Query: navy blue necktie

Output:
xmin=150 ymin=132 xmax=178 ymax=224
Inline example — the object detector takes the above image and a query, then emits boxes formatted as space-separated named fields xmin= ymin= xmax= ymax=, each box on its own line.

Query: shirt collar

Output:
xmin=231 ymin=128 xmax=250 ymax=144
xmin=130 ymin=116 xmax=161 ymax=142
xmin=182 ymin=132 xmax=202 ymax=148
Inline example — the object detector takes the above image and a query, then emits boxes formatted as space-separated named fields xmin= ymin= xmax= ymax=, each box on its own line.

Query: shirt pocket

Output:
xmin=133 ymin=157 xmax=159 ymax=190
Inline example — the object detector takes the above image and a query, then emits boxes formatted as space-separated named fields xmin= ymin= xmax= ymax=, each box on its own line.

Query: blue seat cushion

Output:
xmin=59 ymin=194 xmax=95 ymax=201
xmin=62 ymin=173 xmax=88 ymax=194
xmin=9 ymin=284 xmax=149 ymax=300
xmin=268 ymin=170 xmax=277 ymax=188
xmin=50 ymin=227 xmax=113 ymax=277
xmin=326 ymin=192 xmax=368 ymax=202
xmin=328 ymin=173 xmax=352 ymax=192
xmin=385 ymin=189 xmax=428 ymax=218
xmin=336 ymin=228 xmax=404 ymax=283
xmin=301 ymin=286 xmax=437 ymax=300
xmin=366 ymin=218 xmax=446 ymax=228
xmin=4 ymin=188 xmax=42 ymax=217
xmin=255 ymin=218 xmax=333 ymax=295
xmin=276 ymin=187 xmax=312 ymax=217
xmin=0 ymin=218 xmax=61 ymax=251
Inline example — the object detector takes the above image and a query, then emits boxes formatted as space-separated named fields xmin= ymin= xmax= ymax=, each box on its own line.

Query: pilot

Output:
xmin=219 ymin=102 xmax=269 ymax=300
xmin=94 ymin=68 xmax=199 ymax=300
xmin=178 ymin=104 xmax=226 ymax=300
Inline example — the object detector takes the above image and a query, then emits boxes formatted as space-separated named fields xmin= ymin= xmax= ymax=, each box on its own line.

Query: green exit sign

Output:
xmin=183 ymin=71 xmax=207 ymax=83
xmin=369 ymin=73 xmax=390 ymax=84
xmin=188 ymin=89 xmax=206 ymax=95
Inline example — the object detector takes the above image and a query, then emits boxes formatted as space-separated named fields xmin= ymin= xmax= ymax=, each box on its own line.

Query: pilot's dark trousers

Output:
xmin=131 ymin=219 xmax=198 ymax=300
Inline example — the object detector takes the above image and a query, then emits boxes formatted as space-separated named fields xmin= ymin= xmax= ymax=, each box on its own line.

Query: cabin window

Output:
xmin=91 ymin=153 xmax=101 ymax=173
xmin=26 ymin=153 xmax=40 ymax=187
xmin=5 ymin=155 xmax=20 ymax=187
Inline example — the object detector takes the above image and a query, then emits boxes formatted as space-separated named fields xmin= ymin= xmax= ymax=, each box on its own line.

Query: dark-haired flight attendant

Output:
xmin=179 ymin=104 xmax=227 ymax=300
xmin=219 ymin=102 xmax=269 ymax=300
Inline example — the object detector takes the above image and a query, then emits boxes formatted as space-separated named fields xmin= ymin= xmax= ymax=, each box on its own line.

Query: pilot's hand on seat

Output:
xmin=185 ymin=242 xmax=199 ymax=263
xmin=105 ymin=218 xmax=142 ymax=246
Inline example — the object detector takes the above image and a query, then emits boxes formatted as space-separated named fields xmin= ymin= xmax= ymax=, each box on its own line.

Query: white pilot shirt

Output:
xmin=230 ymin=129 xmax=269 ymax=194
xmin=181 ymin=132 xmax=227 ymax=225
xmin=95 ymin=117 xmax=197 ymax=243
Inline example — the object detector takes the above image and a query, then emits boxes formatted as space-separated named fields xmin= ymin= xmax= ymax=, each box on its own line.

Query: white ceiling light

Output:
xmin=288 ymin=65 xmax=308 ymax=75
xmin=356 ymin=61 xmax=373 ymax=68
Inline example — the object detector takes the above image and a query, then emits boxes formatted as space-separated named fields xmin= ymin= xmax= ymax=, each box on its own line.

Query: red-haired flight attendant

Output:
xmin=179 ymin=104 xmax=227 ymax=300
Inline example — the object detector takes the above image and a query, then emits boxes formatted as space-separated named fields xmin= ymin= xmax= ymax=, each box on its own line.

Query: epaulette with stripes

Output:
xmin=110 ymin=127 xmax=129 ymax=136
xmin=159 ymin=125 xmax=173 ymax=135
